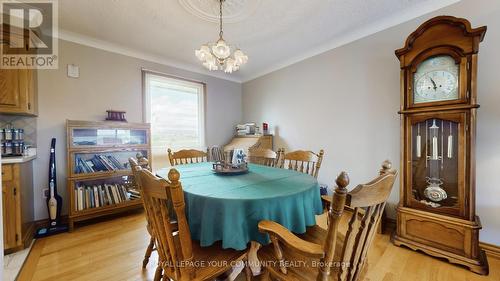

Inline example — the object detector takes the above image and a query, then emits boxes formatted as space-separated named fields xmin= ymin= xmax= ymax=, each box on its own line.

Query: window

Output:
xmin=143 ymin=71 xmax=205 ymax=168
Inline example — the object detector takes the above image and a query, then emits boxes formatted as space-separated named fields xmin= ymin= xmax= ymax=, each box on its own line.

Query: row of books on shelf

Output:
xmin=76 ymin=154 xmax=126 ymax=174
xmin=74 ymin=183 xmax=141 ymax=211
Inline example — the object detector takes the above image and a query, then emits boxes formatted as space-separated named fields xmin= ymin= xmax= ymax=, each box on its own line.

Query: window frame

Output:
xmin=142 ymin=69 xmax=207 ymax=151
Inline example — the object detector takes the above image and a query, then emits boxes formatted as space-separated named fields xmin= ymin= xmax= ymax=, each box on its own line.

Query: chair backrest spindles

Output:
xmin=168 ymin=148 xmax=209 ymax=166
xmin=326 ymin=160 xmax=397 ymax=281
xmin=247 ymin=148 xmax=280 ymax=167
xmin=279 ymin=149 xmax=324 ymax=178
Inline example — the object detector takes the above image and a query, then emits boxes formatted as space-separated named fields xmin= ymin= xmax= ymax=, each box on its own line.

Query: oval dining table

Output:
xmin=156 ymin=162 xmax=323 ymax=277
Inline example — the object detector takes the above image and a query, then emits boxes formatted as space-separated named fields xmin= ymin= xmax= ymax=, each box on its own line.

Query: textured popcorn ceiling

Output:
xmin=58 ymin=0 xmax=460 ymax=82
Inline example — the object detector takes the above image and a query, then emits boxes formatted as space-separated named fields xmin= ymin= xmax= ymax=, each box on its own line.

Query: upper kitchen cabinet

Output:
xmin=0 ymin=67 xmax=38 ymax=116
xmin=0 ymin=25 xmax=38 ymax=116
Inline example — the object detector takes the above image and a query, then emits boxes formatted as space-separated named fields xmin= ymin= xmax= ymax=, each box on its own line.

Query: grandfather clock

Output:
xmin=392 ymin=16 xmax=488 ymax=274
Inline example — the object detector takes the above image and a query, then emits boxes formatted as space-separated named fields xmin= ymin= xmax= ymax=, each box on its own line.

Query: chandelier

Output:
xmin=195 ymin=0 xmax=248 ymax=73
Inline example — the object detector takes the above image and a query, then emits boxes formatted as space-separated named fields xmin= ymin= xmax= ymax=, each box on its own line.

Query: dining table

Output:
xmin=156 ymin=162 xmax=323 ymax=277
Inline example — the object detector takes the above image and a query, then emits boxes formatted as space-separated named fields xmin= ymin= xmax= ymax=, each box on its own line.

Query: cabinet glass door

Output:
xmin=71 ymin=128 xmax=147 ymax=147
xmin=407 ymin=113 xmax=466 ymax=217
xmin=72 ymin=149 xmax=148 ymax=176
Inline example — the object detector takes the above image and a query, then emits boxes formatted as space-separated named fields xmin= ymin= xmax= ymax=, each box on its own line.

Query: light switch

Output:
xmin=67 ymin=64 xmax=79 ymax=78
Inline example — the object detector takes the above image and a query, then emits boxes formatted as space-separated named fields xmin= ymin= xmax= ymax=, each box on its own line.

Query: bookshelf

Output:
xmin=66 ymin=120 xmax=151 ymax=230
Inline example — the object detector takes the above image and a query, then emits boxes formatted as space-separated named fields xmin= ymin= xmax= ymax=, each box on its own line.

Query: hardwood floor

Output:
xmin=18 ymin=211 xmax=500 ymax=281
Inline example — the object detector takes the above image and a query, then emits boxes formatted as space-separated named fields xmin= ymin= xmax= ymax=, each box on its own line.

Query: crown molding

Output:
xmin=57 ymin=29 xmax=243 ymax=83
xmin=242 ymin=0 xmax=461 ymax=83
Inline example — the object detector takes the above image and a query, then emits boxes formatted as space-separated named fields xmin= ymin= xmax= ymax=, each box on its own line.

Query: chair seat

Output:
xmin=164 ymin=238 xmax=247 ymax=281
xmin=257 ymin=225 xmax=348 ymax=281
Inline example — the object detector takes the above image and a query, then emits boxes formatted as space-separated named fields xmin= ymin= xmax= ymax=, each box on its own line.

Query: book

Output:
xmin=85 ymin=188 xmax=90 ymax=209
xmin=91 ymin=156 xmax=108 ymax=171
xmin=99 ymin=155 xmax=116 ymax=171
xmin=74 ymin=188 xmax=78 ymax=210
xmin=118 ymin=185 xmax=127 ymax=201
xmin=93 ymin=186 xmax=100 ymax=208
xmin=86 ymin=160 xmax=96 ymax=172
xmin=121 ymin=185 xmax=130 ymax=200
xmin=89 ymin=187 xmax=94 ymax=208
xmin=98 ymin=185 xmax=105 ymax=206
xmin=77 ymin=187 xmax=83 ymax=211
xmin=111 ymin=184 xmax=120 ymax=204
xmin=105 ymin=184 xmax=118 ymax=205
xmin=107 ymin=155 xmax=125 ymax=170
xmin=105 ymin=184 xmax=114 ymax=205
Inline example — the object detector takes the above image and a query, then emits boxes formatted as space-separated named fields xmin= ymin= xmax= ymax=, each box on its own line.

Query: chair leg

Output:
xmin=261 ymin=268 xmax=270 ymax=281
xmin=244 ymin=259 xmax=252 ymax=281
xmin=154 ymin=266 xmax=163 ymax=281
xmin=143 ymin=236 xmax=155 ymax=268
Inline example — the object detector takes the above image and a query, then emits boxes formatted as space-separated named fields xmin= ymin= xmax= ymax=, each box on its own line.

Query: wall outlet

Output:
xmin=42 ymin=188 xmax=49 ymax=199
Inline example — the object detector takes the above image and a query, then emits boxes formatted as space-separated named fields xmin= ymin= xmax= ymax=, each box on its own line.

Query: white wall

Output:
xmin=242 ymin=0 xmax=500 ymax=245
xmin=34 ymin=39 xmax=242 ymax=220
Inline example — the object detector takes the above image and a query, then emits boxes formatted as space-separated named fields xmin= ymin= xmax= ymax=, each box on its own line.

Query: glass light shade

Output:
xmin=195 ymin=45 xmax=211 ymax=61
xmin=233 ymin=49 xmax=248 ymax=66
xmin=212 ymin=39 xmax=231 ymax=59
xmin=203 ymin=54 xmax=218 ymax=71
xmin=203 ymin=61 xmax=218 ymax=71
xmin=224 ymin=58 xmax=238 ymax=73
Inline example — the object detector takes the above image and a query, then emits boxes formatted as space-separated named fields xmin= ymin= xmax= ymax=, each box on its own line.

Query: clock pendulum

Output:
xmin=422 ymin=119 xmax=447 ymax=206
xmin=429 ymin=119 xmax=439 ymax=161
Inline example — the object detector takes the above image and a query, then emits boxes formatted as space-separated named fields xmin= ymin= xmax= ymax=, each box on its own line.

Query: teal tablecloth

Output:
xmin=157 ymin=162 xmax=323 ymax=250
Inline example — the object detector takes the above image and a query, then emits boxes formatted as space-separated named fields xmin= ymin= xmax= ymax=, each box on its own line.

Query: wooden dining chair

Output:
xmin=129 ymin=157 xmax=161 ymax=279
xmin=257 ymin=160 xmax=397 ymax=281
xmin=168 ymin=148 xmax=209 ymax=165
xmin=136 ymin=166 xmax=252 ymax=281
xmin=279 ymin=149 xmax=324 ymax=178
xmin=247 ymin=148 xmax=281 ymax=167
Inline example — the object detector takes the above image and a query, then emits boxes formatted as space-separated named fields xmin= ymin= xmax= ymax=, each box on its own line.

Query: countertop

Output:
xmin=1 ymin=148 xmax=37 ymax=164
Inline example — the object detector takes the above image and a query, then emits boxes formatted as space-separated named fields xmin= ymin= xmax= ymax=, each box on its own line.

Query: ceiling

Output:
xmin=58 ymin=0 xmax=460 ymax=83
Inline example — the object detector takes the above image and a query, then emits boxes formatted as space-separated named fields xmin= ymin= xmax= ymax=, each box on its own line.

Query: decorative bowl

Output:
xmin=212 ymin=161 xmax=248 ymax=175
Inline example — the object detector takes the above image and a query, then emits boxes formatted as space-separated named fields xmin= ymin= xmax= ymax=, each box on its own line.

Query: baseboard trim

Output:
xmin=34 ymin=215 xmax=69 ymax=230
xmin=480 ymin=242 xmax=500 ymax=259
xmin=384 ymin=217 xmax=500 ymax=260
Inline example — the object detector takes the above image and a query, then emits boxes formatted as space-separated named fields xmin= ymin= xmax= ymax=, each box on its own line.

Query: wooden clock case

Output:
xmin=392 ymin=16 xmax=488 ymax=275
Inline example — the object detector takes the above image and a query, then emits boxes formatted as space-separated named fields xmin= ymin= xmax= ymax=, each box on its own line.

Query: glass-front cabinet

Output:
xmin=66 ymin=120 xmax=151 ymax=230
xmin=405 ymin=112 xmax=467 ymax=217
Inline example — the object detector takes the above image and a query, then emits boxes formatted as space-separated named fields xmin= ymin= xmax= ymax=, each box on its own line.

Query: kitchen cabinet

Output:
xmin=2 ymin=161 xmax=34 ymax=253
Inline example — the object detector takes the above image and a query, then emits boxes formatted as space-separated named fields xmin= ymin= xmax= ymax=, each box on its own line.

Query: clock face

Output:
xmin=413 ymin=56 xmax=459 ymax=104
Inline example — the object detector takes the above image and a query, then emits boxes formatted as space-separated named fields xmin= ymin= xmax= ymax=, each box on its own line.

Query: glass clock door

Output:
xmin=407 ymin=112 xmax=467 ymax=217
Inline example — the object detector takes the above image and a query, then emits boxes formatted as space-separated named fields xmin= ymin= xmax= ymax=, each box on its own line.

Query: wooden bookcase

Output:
xmin=66 ymin=120 xmax=151 ymax=230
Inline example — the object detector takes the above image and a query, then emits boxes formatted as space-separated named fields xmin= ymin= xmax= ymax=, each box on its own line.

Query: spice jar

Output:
xmin=12 ymin=129 xmax=20 ymax=140
xmin=4 ymin=129 xmax=13 ymax=141
xmin=4 ymin=141 xmax=13 ymax=155
xmin=12 ymin=141 xmax=24 ymax=155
